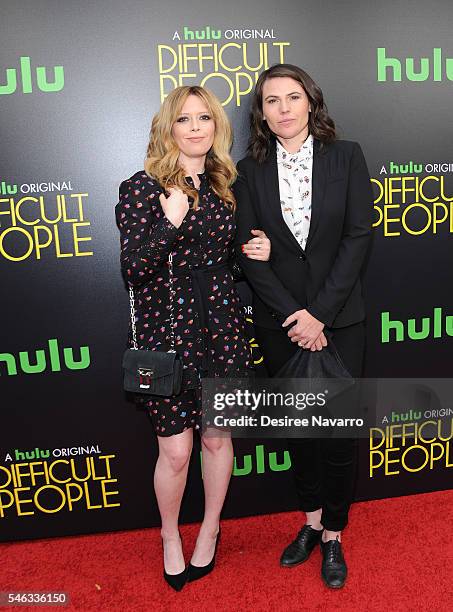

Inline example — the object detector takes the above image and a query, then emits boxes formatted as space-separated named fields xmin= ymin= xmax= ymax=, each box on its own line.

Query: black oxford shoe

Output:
xmin=280 ymin=525 xmax=324 ymax=567
xmin=320 ymin=537 xmax=347 ymax=588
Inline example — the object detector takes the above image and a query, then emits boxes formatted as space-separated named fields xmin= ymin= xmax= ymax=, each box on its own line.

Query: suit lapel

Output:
xmin=305 ymin=138 xmax=327 ymax=252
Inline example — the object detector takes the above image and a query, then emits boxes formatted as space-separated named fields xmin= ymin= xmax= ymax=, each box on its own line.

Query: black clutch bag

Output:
xmin=122 ymin=347 xmax=182 ymax=396
xmin=123 ymin=252 xmax=182 ymax=397
xmin=274 ymin=333 xmax=354 ymax=399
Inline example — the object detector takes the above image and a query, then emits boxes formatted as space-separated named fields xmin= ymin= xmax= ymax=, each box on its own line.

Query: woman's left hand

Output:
xmin=282 ymin=309 xmax=325 ymax=348
xmin=242 ymin=229 xmax=271 ymax=261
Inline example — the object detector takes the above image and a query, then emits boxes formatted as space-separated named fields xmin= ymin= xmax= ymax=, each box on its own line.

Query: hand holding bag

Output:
xmin=122 ymin=252 xmax=182 ymax=396
xmin=274 ymin=331 xmax=354 ymax=399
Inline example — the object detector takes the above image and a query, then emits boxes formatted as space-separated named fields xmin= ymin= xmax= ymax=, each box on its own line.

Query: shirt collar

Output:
xmin=276 ymin=134 xmax=313 ymax=163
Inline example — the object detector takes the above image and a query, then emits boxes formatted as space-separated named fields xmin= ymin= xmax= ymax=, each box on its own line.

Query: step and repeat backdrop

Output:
xmin=1 ymin=0 xmax=452 ymax=541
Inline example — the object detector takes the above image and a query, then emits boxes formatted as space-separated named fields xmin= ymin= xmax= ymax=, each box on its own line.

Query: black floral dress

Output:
xmin=115 ymin=170 xmax=251 ymax=436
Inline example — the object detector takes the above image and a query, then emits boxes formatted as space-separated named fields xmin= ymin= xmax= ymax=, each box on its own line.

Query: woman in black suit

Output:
xmin=116 ymin=85 xmax=270 ymax=591
xmin=233 ymin=64 xmax=373 ymax=588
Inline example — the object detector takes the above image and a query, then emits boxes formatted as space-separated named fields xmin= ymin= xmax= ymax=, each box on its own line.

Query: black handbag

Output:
xmin=274 ymin=332 xmax=354 ymax=399
xmin=122 ymin=252 xmax=183 ymax=396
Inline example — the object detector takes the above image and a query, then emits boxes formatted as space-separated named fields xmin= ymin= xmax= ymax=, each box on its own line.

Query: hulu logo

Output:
xmin=200 ymin=444 xmax=291 ymax=476
xmin=0 ymin=181 xmax=18 ymax=195
xmin=14 ymin=447 xmax=50 ymax=461
xmin=0 ymin=56 xmax=64 ymax=95
xmin=377 ymin=47 xmax=453 ymax=82
xmin=183 ymin=26 xmax=221 ymax=40
xmin=389 ymin=161 xmax=422 ymax=175
xmin=381 ymin=308 xmax=453 ymax=343
xmin=233 ymin=444 xmax=291 ymax=475
xmin=0 ymin=338 xmax=90 ymax=376
xmin=391 ymin=410 xmax=421 ymax=423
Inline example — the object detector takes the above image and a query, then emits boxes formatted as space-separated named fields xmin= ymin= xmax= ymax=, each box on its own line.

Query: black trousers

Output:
xmin=255 ymin=321 xmax=365 ymax=531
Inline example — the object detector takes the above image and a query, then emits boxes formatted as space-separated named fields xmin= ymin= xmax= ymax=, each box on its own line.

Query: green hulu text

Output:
xmin=0 ymin=338 xmax=90 ymax=376
xmin=381 ymin=308 xmax=453 ymax=343
xmin=0 ymin=56 xmax=64 ymax=95
xmin=377 ymin=47 xmax=453 ymax=82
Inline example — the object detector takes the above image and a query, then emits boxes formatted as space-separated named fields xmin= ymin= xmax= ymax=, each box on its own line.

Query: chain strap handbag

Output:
xmin=122 ymin=252 xmax=183 ymax=396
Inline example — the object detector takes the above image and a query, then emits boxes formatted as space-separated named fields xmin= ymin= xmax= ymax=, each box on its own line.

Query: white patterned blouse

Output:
xmin=276 ymin=133 xmax=314 ymax=251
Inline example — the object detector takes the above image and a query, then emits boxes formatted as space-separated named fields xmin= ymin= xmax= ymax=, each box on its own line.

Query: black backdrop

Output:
xmin=1 ymin=0 xmax=452 ymax=542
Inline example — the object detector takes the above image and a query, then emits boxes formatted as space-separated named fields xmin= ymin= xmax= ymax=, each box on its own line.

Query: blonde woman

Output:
xmin=115 ymin=86 xmax=270 ymax=591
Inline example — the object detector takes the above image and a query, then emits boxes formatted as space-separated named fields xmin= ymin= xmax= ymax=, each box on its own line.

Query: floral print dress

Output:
xmin=115 ymin=170 xmax=251 ymax=436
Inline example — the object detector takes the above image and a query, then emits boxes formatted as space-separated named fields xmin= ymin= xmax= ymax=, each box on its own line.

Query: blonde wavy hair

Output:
xmin=145 ymin=86 xmax=237 ymax=210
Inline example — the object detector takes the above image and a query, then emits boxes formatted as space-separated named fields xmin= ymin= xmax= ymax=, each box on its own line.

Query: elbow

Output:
xmin=344 ymin=224 xmax=372 ymax=241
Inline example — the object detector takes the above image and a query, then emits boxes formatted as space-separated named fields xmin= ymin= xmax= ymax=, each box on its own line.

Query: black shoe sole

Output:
xmin=280 ymin=555 xmax=310 ymax=568
xmin=321 ymin=574 xmax=347 ymax=589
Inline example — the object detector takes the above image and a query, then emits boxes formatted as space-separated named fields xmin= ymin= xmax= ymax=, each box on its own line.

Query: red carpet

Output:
xmin=1 ymin=489 xmax=452 ymax=612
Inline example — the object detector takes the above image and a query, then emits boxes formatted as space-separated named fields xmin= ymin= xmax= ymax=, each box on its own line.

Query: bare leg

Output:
xmin=154 ymin=428 xmax=193 ymax=574
xmin=190 ymin=431 xmax=233 ymax=566
xmin=323 ymin=530 xmax=341 ymax=543
xmin=306 ymin=508 xmax=323 ymax=530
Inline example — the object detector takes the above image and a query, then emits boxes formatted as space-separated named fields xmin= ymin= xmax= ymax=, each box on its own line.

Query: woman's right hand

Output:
xmin=242 ymin=229 xmax=271 ymax=261
xmin=302 ymin=331 xmax=328 ymax=351
xmin=159 ymin=188 xmax=189 ymax=228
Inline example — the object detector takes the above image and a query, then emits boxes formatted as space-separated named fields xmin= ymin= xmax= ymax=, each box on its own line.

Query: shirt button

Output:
xmin=299 ymin=254 xmax=306 ymax=261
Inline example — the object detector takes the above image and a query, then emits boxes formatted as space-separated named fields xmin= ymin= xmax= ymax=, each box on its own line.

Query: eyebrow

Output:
xmin=264 ymin=91 xmax=302 ymax=99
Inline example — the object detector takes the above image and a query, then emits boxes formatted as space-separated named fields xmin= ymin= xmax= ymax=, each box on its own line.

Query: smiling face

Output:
xmin=262 ymin=76 xmax=311 ymax=151
xmin=171 ymin=94 xmax=215 ymax=166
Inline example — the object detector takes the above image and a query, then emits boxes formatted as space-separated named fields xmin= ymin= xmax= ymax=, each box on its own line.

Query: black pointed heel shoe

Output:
xmin=163 ymin=566 xmax=188 ymax=592
xmin=187 ymin=526 xmax=221 ymax=583
xmin=162 ymin=535 xmax=188 ymax=592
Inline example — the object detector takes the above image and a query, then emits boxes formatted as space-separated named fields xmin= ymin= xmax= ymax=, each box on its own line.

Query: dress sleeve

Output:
xmin=227 ymin=240 xmax=245 ymax=282
xmin=115 ymin=176 xmax=181 ymax=287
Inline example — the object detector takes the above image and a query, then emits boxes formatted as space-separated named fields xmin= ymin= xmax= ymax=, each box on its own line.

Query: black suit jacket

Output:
xmin=233 ymin=138 xmax=373 ymax=329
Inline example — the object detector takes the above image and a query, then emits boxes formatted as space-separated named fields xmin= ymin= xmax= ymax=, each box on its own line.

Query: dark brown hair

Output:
xmin=248 ymin=64 xmax=337 ymax=163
